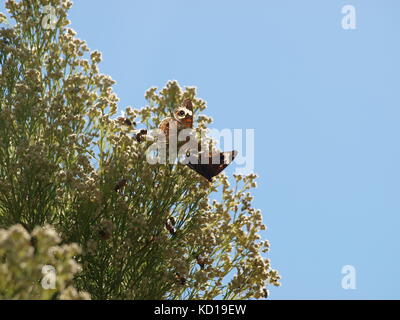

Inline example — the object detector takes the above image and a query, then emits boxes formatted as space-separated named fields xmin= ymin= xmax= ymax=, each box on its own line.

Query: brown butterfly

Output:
xmin=157 ymin=99 xmax=194 ymax=161
xmin=185 ymin=150 xmax=238 ymax=182
xmin=174 ymin=98 xmax=194 ymax=129
xmin=158 ymin=99 xmax=194 ymax=138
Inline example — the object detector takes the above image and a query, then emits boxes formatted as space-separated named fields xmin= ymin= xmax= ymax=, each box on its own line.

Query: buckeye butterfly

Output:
xmin=159 ymin=99 xmax=237 ymax=182
xmin=158 ymin=98 xmax=193 ymax=137
xmin=185 ymin=150 xmax=238 ymax=182
xmin=157 ymin=99 xmax=194 ymax=162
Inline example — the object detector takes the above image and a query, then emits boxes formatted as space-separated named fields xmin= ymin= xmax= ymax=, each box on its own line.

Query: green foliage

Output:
xmin=0 ymin=0 xmax=280 ymax=299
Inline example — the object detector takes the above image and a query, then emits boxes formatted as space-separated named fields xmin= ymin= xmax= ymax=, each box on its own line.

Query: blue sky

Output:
xmin=64 ymin=0 xmax=400 ymax=300
xmin=3 ymin=0 xmax=400 ymax=299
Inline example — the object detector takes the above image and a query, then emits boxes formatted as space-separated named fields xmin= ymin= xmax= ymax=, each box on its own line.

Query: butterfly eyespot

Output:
xmin=176 ymin=109 xmax=186 ymax=118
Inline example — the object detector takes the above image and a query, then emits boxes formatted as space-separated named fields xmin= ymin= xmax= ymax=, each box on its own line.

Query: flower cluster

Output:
xmin=0 ymin=224 xmax=90 ymax=299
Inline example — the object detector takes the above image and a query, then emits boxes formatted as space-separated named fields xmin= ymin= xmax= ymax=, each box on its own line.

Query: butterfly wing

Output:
xmin=186 ymin=150 xmax=237 ymax=182
xmin=186 ymin=162 xmax=214 ymax=182
xmin=160 ymin=99 xmax=193 ymax=138
xmin=174 ymin=99 xmax=193 ymax=129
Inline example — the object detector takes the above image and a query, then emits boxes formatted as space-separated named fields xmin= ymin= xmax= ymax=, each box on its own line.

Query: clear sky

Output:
xmin=4 ymin=0 xmax=400 ymax=299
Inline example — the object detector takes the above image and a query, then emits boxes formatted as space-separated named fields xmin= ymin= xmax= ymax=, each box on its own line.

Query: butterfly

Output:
xmin=158 ymin=99 xmax=237 ymax=182
xmin=158 ymin=99 xmax=194 ymax=138
xmin=174 ymin=98 xmax=194 ymax=129
xmin=157 ymin=99 xmax=194 ymax=161
xmin=185 ymin=150 xmax=237 ymax=182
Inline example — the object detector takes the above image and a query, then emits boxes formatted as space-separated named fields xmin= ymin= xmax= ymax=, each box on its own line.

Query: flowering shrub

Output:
xmin=0 ymin=0 xmax=280 ymax=299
